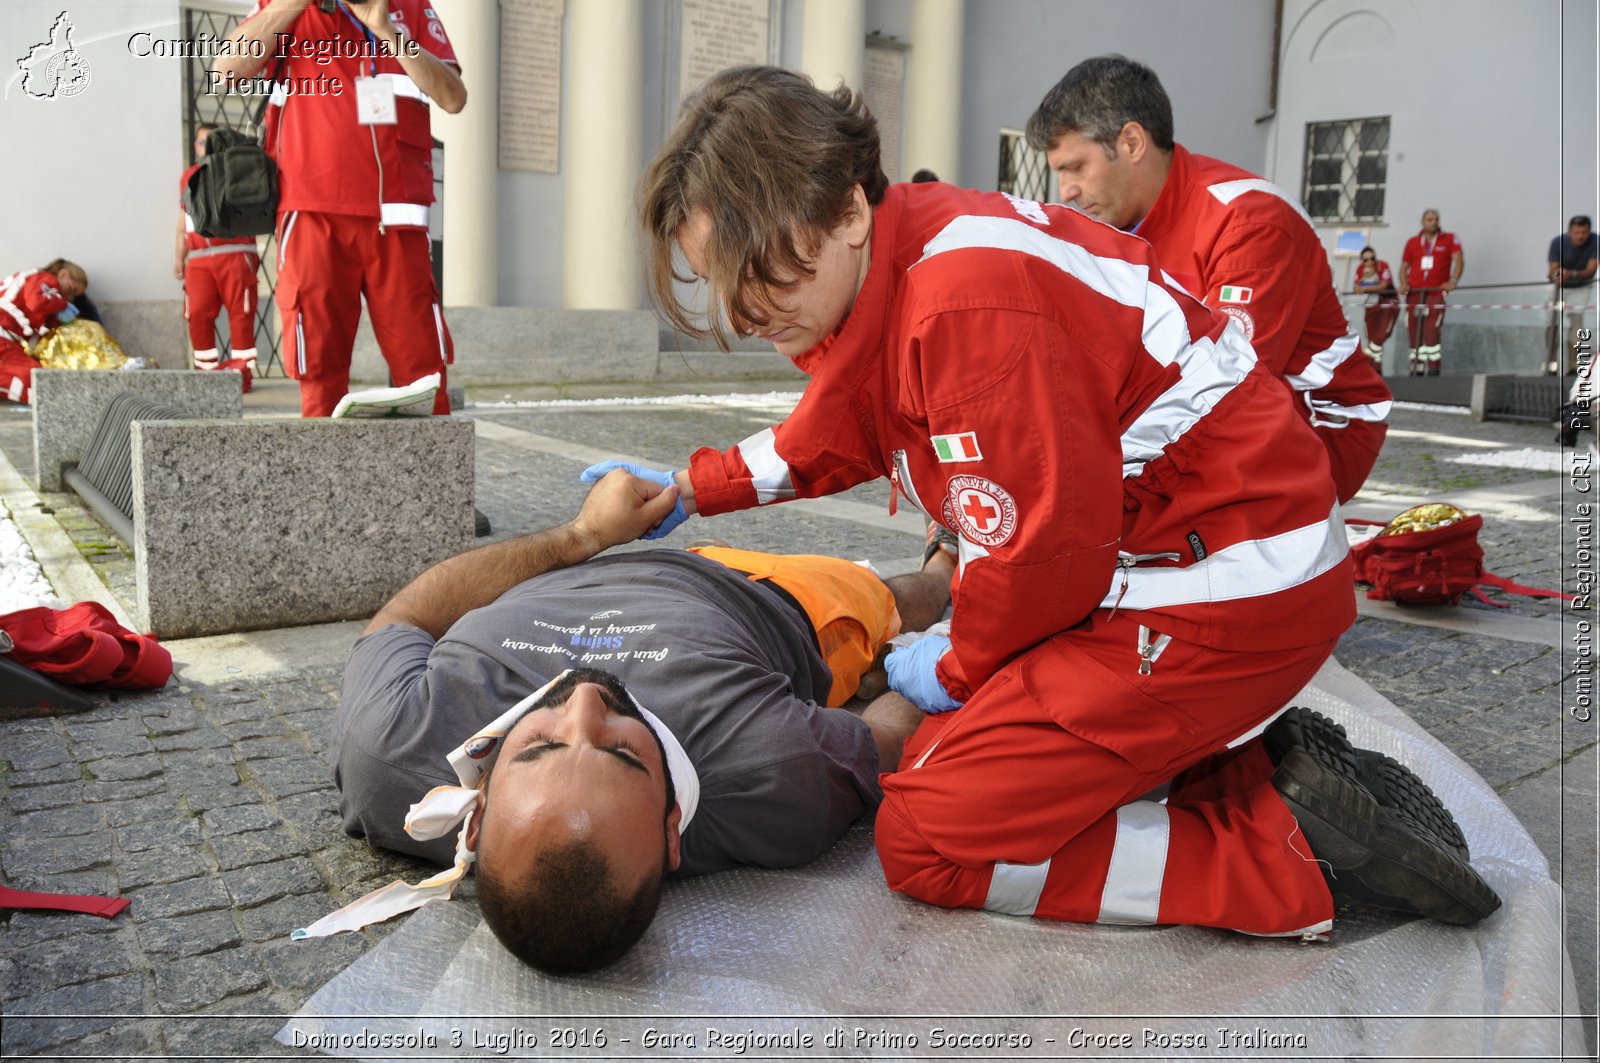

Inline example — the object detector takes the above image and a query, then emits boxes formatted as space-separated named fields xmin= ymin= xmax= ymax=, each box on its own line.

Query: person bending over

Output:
xmin=585 ymin=65 xmax=1497 ymax=941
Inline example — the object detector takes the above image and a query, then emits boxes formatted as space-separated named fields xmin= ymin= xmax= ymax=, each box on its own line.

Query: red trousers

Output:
xmin=275 ymin=211 xmax=452 ymax=418
xmin=1364 ymin=294 xmax=1399 ymax=347
xmin=1405 ymin=289 xmax=1447 ymax=349
xmin=184 ymin=251 xmax=259 ymax=363
xmin=0 ymin=337 xmax=41 ymax=405
xmin=876 ymin=612 xmax=1339 ymax=936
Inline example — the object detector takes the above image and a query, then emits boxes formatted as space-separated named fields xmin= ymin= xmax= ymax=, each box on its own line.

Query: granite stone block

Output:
xmin=136 ymin=909 xmax=243 ymax=958
xmin=7 ymin=761 xmax=84 ymax=786
xmin=119 ymin=819 xmax=201 ymax=853
xmin=84 ymin=753 xmax=163 ymax=782
xmin=0 ymin=910 xmax=121 ymax=950
xmin=179 ymin=783 xmax=259 ymax=812
xmin=100 ymin=793 xmax=182 ymax=827
xmin=221 ymin=856 xmax=325 ymax=908
xmin=211 ymin=828 xmax=309 ymax=872
xmin=237 ymin=892 xmax=336 ymax=942
xmin=0 ymin=833 xmax=112 ymax=877
xmin=81 ymin=777 xmax=166 ymax=802
xmin=126 ymin=875 xmax=233 ymax=920
xmin=152 ymin=946 xmax=269 ymax=1011
xmin=11 ymin=805 xmax=105 ymax=840
xmin=245 ymin=755 xmax=333 ymax=798
xmin=1 ymin=974 xmax=143 ymax=1055
xmin=116 ymin=843 xmax=212 ymax=891
xmin=131 ymin=418 xmax=474 ymax=637
xmin=4 ymin=733 xmax=74 ymax=770
xmin=203 ymin=805 xmax=282 ymax=837
xmin=1 ymin=929 xmax=138 ymax=1000
xmin=257 ymin=933 xmax=369 ymax=992
xmin=30 ymin=368 xmax=242 ymax=491
xmin=351 ymin=306 xmax=660 ymax=386
xmin=5 ymin=780 xmax=83 ymax=812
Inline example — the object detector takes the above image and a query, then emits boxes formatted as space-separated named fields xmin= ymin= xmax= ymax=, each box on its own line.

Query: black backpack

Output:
xmin=182 ymin=125 xmax=279 ymax=239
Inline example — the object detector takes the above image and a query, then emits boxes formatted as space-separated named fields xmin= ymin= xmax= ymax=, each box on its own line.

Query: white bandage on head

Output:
xmin=292 ymin=669 xmax=700 ymax=941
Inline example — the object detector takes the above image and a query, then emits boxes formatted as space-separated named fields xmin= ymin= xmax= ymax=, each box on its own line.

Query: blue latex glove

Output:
xmin=885 ymin=634 xmax=963 ymax=714
xmin=579 ymin=460 xmax=688 ymax=540
xmin=56 ymin=303 xmax=80 ymax=324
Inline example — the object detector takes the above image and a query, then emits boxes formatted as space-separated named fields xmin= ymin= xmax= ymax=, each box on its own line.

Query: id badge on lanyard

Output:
xmin=356 ymin=76 xmax=398 ymax=124
xmin=1420 ymin=254 xmax=1435 ymax=272
xmin=345 ymin=6 xmax=397 ymax=126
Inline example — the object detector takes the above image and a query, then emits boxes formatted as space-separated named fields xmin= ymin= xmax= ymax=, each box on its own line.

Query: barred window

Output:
xmin=997 ymin=128 xmax=1052 ymax=203
xmin=1302 ymin=117 xmax=1389 ymax=223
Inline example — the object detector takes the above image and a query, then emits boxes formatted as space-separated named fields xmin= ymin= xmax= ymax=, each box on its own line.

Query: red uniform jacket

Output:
xmin=247 ymin=0 xmax=457 ymax=228
xmin=1133 ymin=145 xmax=1391 ymax=503
xmin=1402 ymin=231 xmax=1463 ymax=291
xmin=688 ymin=184 xmax=1355 ymax=704
xmin=0 ymin=270 xmax=69 ymax=342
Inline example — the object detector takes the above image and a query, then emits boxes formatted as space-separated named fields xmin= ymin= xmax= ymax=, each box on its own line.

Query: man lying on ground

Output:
xmin=329 ymin=468 xmax=948 ymax=973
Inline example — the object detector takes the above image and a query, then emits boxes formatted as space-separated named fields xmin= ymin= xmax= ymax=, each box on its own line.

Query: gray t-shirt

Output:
xmin=334 ymin=549 xmax=881 ymax=876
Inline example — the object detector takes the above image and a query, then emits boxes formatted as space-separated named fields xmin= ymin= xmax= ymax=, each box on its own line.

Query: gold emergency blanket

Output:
xmin=29 ymin=320 xmax=128 ymax=371
xmin=1378 ymin=502 xmax=1468 ymax=537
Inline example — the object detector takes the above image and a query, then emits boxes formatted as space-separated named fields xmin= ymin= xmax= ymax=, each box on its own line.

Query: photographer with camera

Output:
xmin=212 ymin=0 xmax=466 ymax=418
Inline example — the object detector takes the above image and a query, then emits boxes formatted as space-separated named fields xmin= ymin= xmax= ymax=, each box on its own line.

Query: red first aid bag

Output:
xmin=0 ymin=602 xmax=172 ymax=689
xmin=1349 ymin=504 xmax=1485 ymax=606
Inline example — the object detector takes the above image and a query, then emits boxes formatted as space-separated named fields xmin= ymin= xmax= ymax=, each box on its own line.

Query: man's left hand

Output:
xmin=572 ymin=468 xmax=683 ymax=554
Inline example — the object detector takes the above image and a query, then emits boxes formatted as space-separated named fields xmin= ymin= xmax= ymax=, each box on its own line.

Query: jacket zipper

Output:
xmin=1107 ymin=551 xmax=1181 ymax=619
xmin=1136 ymin=625 xmax=1173 ymax=675
xmin=890 ymin=449 xmax=930 ymax=516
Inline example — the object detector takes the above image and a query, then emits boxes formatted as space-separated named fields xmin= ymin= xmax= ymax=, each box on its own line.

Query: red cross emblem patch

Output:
xmin=945 ymin=474 xmax=1018 ymax=547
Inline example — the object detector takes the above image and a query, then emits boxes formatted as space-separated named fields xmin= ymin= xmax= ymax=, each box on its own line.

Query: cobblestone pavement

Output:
xmin=0 ymin=383 xmax=1594 ymax=1059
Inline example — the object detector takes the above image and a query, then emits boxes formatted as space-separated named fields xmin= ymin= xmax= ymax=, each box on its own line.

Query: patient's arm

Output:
xmin=883 ymin=548 xmax=954 ymax=635
xmin=861 ymin=691 xmax=926 ymax=773
xmin=366 ymin=470 xmax=679 ymax=638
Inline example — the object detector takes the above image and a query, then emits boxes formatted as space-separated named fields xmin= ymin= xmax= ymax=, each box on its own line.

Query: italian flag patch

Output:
xmin=1218 ymin=285 xmax=1253 ymax=303
xmin=932 ymin=432 xmax=983 ymax=463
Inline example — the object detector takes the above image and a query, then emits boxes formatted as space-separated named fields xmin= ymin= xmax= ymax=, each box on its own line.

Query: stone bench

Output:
xmin=130 ymin=417 xmax=474 ymax=638
xmin=29 ymin=370 xmax=475 ymax=639
xmin=32 ymin=369 xmax=243 ymax=492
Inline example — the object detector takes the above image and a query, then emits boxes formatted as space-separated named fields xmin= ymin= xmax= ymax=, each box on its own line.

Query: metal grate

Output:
xmin=74 ymin=393 xmax=192 ymax=521
xmin=997 ymin=128 xmax=1052 ymax=202
xmin=1302 ymin=116 xmax=1389 ymax=223
xmin=181 ymin=4 xmax=281 ymax=375
xmin=1484 ymin=375 xmax=1566 ymax=424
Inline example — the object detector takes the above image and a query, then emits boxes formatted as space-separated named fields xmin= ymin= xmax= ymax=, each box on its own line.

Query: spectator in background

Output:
xmin=0 ymin=260 xmax=87 ymax=405
xmin=910 ymin=168 xmax=940 ymax=183
xmin=1025 ymin=54 xmax=1391 ymax=505
xmin=1351 ymin=246 xmax=1398 ymax=369
xmin=213 ymin=0 xmax=465 ymax=418
xmin=1548 ymin=215 xmax=1597 ymax=375
xmin=177 ymin=123 xmax=261 ymax=372
xmin=1397 ymin=209 xmax=1463 ymax=376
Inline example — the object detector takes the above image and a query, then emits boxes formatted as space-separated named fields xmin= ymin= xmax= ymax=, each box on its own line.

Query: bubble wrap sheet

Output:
xmin=280 ymin=660 xmax=1582 ymax=1059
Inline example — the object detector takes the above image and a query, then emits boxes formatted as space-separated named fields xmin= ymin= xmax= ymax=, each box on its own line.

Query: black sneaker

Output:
xmin=1353 ymin=748 xmax=1469 ymax=861
xmin=1265 ymin=707 xmax=1500 ymax=926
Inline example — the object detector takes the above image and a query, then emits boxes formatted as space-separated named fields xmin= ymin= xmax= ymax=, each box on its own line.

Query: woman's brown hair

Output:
xmin=640 ymin=65 xmax=887 ymax=349
xmin=41 ymin=258 xmax=88 ymax=289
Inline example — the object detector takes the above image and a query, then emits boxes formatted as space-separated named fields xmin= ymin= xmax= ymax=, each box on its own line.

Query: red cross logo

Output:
xmin=945 ymin=475 xmax=1018 ymax=547
xmin=961 ymin=491 xmax=1000 ymax=532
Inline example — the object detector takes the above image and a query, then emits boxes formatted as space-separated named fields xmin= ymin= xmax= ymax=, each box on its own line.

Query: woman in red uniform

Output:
xmin=588 ymin=67 xmax=1497 ymax=936
xmin=1353 ymin=246 xmax=1398 ymax=367
xmin=0 ymin=260 xmax=87 ymax=405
